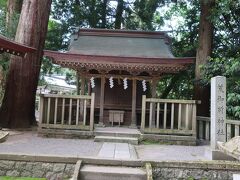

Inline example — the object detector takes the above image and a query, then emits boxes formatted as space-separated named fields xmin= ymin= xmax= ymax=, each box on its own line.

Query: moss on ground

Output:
xmin=0 ymin=177 xmax=46 ymax=180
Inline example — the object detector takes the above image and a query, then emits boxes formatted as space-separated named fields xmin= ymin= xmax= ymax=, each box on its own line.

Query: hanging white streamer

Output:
xmin=90 ymin=77 xmax=95 ymax=88
xmin=109 ymin=77 xmax=114 ymax=88
xmin=123 ymin=78 xmax=128 ymax=90
xmin=142 ymin=80 xmax=147 ymax=92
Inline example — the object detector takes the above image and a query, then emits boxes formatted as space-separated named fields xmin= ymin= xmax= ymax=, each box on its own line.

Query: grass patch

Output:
xmin=0 ymin=177 xmax=46 ymax=180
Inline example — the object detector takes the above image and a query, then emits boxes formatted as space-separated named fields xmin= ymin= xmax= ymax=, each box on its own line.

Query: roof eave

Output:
xmin=44 ymin=50 xmax=195 ymax=65
xmin=0 ymin=35 xmax=36 ymax=56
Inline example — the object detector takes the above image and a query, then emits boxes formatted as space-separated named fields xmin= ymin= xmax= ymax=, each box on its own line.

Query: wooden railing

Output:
xmin=197 ymin=116 xmax=210 ymax=141
xmin=141 ymin=95 xmax=198 ymax=137
xmin=39 ymin=93 xmax=95 ymax=131
xmin=197 ymin=116 xmax=240 ymax=141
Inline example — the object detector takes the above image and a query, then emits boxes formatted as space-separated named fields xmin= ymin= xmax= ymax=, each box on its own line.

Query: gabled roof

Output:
xmin=44 ymin=28 xmax=195 ymax=76
xmin=0 ymin=35 xmax=36 ymax=56
xmin=69 ymin=28 xmax=174 ymax=58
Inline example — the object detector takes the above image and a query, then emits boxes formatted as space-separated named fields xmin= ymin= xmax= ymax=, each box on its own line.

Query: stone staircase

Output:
xmin=79 ymin=165 xmax=147 ymax=180
xmin=94 ymin=127 xmax=141 ymax=145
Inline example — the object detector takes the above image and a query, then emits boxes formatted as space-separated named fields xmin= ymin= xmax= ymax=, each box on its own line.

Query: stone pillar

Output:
xmin=211 ymin=76 xmax=226 ymax=149
xmin=131 ymin=78 xmax=137 ymax=127
xmin=210 ymin=76 xmax=231 ymax=160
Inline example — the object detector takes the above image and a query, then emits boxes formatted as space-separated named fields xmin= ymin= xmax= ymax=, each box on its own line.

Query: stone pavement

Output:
xmin=136 ymin=144 xmax=211 ymax=161
xmin=97 ymin=143 xmax=137 ymax=159
xmin=0 ymin=130 xmax=211 ymax=161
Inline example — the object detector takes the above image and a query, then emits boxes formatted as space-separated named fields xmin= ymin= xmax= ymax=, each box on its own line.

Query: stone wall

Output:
xmin=152 ymin=161 xmax=240 ymax=180
xmin=0 ymin=160 xmax=75 ymax=180
xmin=153 ymin=167 xmax=239 ymax=180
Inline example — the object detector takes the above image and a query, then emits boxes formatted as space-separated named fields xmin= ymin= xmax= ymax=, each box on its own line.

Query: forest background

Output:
xmin=0 ymin=0 xmax=239 ymax=124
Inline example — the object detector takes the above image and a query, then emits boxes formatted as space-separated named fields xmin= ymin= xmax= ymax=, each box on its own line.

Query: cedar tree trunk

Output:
xmin=194 ymin=0 xmax=215 ymax=116
xmin=115 ymin=0 xmax=124 ymax=29
xmin=0 ymin=0 xmax=52 ymax=128
xmin=101 ymin=0 xmax=108 ymax=28
xmin=6 ymin=0 xmax=23 ymax=32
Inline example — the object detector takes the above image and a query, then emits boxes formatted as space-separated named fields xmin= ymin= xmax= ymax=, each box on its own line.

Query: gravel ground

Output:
xmin=0 ymin=130 xmax=211 ymax=161
xmin=0 ymin=130 xmax=103 ymax=157
xmin=136 ymin=144 xmax=211 ymax=161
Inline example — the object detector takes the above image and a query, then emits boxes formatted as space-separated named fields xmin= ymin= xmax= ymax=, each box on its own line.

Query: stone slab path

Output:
xmin=97 ymin=142 xmax=137 ymax=159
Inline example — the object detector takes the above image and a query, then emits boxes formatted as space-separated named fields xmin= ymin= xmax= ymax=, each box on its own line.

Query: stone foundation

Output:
xmin=152 ymin=161 xmax=240 ymax=180
xmin=153 ymin=167 xmax=238 ymax=180
xmin=0 ymin=160 xmax=75 ymax=180
xmin=0 ymin=155 xmax=240 ymax=180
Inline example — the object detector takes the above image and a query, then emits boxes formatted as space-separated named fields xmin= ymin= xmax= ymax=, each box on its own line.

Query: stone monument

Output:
xmin=211 ymin=76 xmax=226 ymax=150
xmin=210 ymin=76 xmax=234 ymax=160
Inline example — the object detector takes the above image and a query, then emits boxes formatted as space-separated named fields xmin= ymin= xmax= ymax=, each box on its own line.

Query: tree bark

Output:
xmin=194 ymin=0 xmax=215 ymax=116
xmin=6 ymin=0 xmax=23 ymax=33
xmin=115 ymin=0 xmax=124 ymax=29
xmin=100 ymin=0 xmax=108 ymax=28
xmin=0 ymin=0 xmax=52 ymax=128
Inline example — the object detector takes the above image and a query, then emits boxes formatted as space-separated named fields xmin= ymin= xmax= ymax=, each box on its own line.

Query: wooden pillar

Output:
xmin=131 ymin=78 xmax=137 ymax=127
xmin=80 ymin=76 xmax=85 ymax=95
xmin=99 ymin=75 xmax=105 ymax=125
xmin=80 ymin=76 xmax=85 ymax=121
xmin=76 ymin=73 xmax=80 ymax=95
xmin=87 ymin=78 xmax=91 ymax=95
xmin=151 ymin=78 xmax=157 ymax=127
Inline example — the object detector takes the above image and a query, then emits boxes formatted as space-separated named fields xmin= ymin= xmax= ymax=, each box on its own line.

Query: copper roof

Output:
xmin=44 ymin=28 xmax=195 ymax=75
xmin=69 ymin=28 xmax=173 ymax=58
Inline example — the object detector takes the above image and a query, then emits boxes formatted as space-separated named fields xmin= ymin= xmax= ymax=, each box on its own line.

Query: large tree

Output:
xmin=0 ymin=0 xmax=23 ymax=105
xmin=0 ymin=0 xmax=52 ymax=128
xmin=6 ymin=0 xmax=23 ymax=35
xmin=194 ymin=0 xmax=215 ymax=116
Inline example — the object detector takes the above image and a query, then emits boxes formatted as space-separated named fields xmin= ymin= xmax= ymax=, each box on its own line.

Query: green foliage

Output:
xmin=132 ymin=0 xmax=165 ymax=30
xmin=154 ymin=1 xmax=199 ymax=99
xmin=166 ymin=1 xmax=200 ymax=57
xmin=202 ymin=54 xmax=240 ymax=119
xmin=157 ymin=68 xmax=194 ymax=99
xmin=210 ymin=0 xmax=240 ymax=57
xmin=0 ymin=0 xmax=20 ymax=38
xmin=0 ymin=0 xmax=7 ymax=35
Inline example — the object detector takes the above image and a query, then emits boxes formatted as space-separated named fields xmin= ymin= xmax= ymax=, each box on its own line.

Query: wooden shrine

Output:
xmin=44 ymin=28 xmax=195 ymax=127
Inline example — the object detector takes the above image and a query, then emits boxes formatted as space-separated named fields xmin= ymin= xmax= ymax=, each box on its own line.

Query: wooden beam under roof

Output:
xmin=0 ymin=35 xmax=36 ymax=56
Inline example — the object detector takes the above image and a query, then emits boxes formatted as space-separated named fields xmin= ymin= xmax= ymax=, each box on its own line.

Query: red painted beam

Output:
xmin=0 ymin=35 xmax=36 ymax=56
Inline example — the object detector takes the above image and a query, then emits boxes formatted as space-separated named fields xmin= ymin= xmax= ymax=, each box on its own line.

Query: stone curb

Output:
xmin=72 ymin=160 xmax=82 ymax=180
xmin=0 ymin=153 xmax=240 ymax=171
xmin=145 ymin=163 xmax=153 ymax=180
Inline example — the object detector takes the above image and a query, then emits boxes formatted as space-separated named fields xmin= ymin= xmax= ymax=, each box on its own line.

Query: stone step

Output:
xmin=0 ymin=131 xmax=9 ymax=143
xmin=94 ymin=131 xmax=140 ymax=138
xmin=94 ymin=136 xmax=138 ymax=145
xmin=79 ymin=165 xmax=147 ymax=180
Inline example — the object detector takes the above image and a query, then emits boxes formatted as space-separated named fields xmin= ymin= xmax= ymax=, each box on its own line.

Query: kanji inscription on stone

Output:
xmin=211 ymin=76 xmax=226 ymax=149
